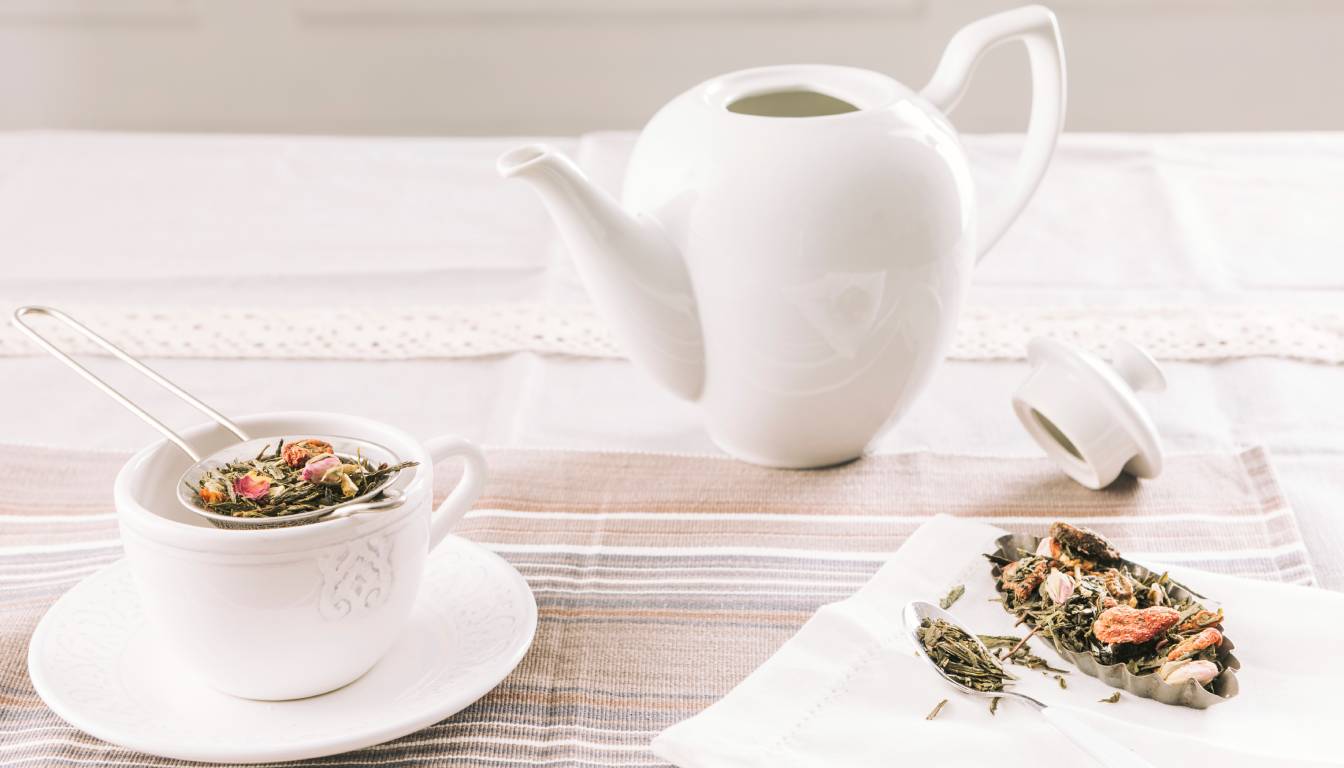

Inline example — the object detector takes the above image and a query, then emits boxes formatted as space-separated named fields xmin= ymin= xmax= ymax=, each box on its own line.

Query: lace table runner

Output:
xmin=0 ymin=444 xmax=1314 ymax=767
xmin=1 ymin=304 xmax=1342 ymax=363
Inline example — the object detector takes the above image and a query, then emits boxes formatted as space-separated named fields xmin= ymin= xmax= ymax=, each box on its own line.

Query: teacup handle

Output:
xmin=424 ymin=436 xmax=489 ymax=550
xmin=920 ymin=4 xmax=1066 ymax=262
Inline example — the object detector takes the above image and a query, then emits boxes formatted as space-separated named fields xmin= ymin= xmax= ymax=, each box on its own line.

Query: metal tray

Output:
xmin=990 ymin=532 xmax=1240 ymax=709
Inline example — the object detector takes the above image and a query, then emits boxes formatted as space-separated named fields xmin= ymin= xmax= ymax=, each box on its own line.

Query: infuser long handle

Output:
xmin=920 ymin=4 xmax=1066 ymax=262
xmin=10 ymin=306 xmax=248 ymax=461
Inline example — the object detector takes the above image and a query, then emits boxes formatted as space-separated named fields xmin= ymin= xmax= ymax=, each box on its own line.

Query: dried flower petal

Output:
xmin=282 ymin=439 xmax=335 ymax=469
xmin=1166 ymin=628 xmax=1223 ymax=661
xmin=1092 ymin=605 xmax=1181 ymax=645
xmin=233 ymin=471 xmax=271 ymax=501
xmin=198 ymin=482 xmax=226 ymax=505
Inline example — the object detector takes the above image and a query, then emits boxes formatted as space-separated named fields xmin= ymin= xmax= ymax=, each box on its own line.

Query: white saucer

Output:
xmin=28 ymin=535 xmax=538 ymax=764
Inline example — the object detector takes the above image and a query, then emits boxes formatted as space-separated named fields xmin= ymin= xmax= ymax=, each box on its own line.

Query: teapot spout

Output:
xmin=498 ymin=144 xmax=704 ymax=401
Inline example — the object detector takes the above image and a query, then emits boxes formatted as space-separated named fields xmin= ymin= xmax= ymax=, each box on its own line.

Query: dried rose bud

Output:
xmin=282 ymin=439 xmax=335 ymax=468
xmin=1041 ymin=568 xmax=1075 ymax=604
xmin=1035 ymin=537 xmax=1059 ymax=558
xmin=198 ymin=482 xmax=226 ymax=505
xmin=302 ymin=455 xmax=343 ymax=484
xmin=302 ymin=456 xmax=362 ymax=498
xmin=1159 ymin=659 xmax=1219 ymax=686
xmin=233 ymin=471 xmax=272 ymax=501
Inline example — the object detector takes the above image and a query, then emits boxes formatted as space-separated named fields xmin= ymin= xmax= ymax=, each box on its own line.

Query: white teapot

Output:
xmin=500 ymin=5 xmax=1065 ymax=468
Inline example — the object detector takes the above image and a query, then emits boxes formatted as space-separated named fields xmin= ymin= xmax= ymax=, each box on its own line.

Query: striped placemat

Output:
xmin=0 ymin=445 xmax=1312 ymax=766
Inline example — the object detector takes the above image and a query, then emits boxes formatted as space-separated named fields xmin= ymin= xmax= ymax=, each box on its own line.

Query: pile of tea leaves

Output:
xmin=915 ymin=617 xmax=1014 ymax=693
xmin=987 ymin=522 xmax=1229 ymax=690
xmin=191 ymin=438 xmax=417 ymax=519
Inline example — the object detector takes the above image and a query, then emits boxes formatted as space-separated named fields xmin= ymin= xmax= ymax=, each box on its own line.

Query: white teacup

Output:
xmin=113 ymin=411 xmax=487 ymax=701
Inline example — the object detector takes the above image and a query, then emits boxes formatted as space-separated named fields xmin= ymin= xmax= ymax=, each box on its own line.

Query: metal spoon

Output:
xmin=11 ymin=306 xmax=410 ymax=529
xmin=903 ymin=600 xmax=1155 ymax=768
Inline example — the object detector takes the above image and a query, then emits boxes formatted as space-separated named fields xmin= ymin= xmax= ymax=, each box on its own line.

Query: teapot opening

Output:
xmin=726 ymin=89 xmax=860 ymax=118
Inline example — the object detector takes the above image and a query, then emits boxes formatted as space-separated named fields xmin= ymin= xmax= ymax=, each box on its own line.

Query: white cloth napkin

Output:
xmin=651 ymin=516 xmax=1344 ymax=768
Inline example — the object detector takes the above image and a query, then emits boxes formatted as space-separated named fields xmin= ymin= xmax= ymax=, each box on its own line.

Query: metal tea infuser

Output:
xmin=11 ymin=306 xmax=409 ymax=529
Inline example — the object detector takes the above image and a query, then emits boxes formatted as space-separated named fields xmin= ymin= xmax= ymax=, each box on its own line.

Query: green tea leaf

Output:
xmin=939 ymin=584 xmax=965 ymax=610
xmin=925 ymin=698 xmax=948 ymax=720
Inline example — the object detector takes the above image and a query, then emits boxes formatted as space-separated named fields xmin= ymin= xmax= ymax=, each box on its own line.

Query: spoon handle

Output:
xmin=1041 ymin=705 xmax=1157 ymax=768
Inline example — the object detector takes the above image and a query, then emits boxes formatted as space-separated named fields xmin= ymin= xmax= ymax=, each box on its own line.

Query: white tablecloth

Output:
xmin=0 ymin=130 xmax=1341 ymax=587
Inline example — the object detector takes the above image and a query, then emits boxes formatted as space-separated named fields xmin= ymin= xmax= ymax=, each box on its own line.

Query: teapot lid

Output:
xmin=1012 ymin=338 xmax=1166 ymax=490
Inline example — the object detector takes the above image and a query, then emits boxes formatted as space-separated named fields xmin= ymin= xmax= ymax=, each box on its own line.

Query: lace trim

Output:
xmin=2 ymin=304 xmax=1341 ymax=364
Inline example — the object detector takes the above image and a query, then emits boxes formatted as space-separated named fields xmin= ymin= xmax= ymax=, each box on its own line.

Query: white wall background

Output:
xmin=0 ymin=0 xmax=1340 ymax=135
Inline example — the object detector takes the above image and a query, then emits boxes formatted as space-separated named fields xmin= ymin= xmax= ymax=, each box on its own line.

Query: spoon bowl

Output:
xmin=903 ymin=600 xmax=1040 ymax=705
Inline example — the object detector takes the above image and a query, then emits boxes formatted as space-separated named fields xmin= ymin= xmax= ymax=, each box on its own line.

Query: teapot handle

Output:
xmin=920 ymin=5 xmax=1065 ymax=263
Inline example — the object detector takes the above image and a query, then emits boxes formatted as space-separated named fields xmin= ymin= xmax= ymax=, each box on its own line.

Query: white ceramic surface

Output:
xmin=28 ymin=538 xmax=537 ymax=764
xmin=499 ymin=5 xmax=1065 ymax=468
xmin=1012 ymin=338 xmax=1166 ymax=489
xmin=114 ymin=411 xmax=488 ymax=700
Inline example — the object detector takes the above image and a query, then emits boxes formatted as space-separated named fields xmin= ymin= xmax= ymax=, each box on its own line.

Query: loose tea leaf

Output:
xmin=916 ymin=618 xmax=1014 ymax=693
xmin=939 ymin=584 xmax=965 ymax=610
xmin=978 ymin=634 xmax=1070 ymax=674
xmin=925 ymin=698 xmax=948 ymax=720
xmin=1054 ymin=674 xmax=1068 ymax=689
xmin=191 ymin=438 xmax=417 ymax=519
xmin=988 ymin=696 xmax=1000 ymax=716
xmin=1099 ymin=691 xmax=1121 ymax=704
